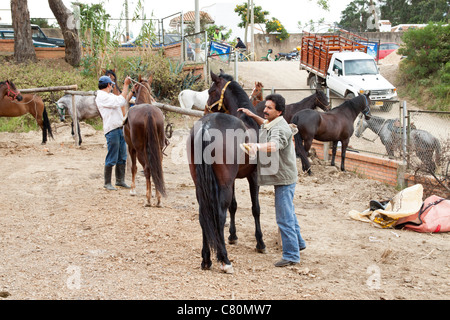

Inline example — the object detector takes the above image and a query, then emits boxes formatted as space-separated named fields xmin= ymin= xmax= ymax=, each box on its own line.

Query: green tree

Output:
xmin=379 ymin=0 xmax=449 ymax=25
xmin=234 ymin=2 xmax=269 ymax=44
xmin=338 ymin=0 xmax=374 ymax=32
xmin=265 ymin=17 xmax=290 ymax=41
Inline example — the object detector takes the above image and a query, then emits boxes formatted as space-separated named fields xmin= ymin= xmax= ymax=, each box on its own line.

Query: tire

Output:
xmin=309 ymin=74 xmax=322 ymax=94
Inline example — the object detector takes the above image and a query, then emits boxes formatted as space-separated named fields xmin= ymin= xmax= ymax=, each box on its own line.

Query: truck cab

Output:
xmin=300 ymin=31 xmax=398 ymax=112
xmin=326 ymin=51 xmax=397 ymax=110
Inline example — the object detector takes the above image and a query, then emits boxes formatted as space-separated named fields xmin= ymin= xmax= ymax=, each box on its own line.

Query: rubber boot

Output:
xmin=115 ymin=163 xmax=131 ymax=189
xmin=104 ymin=165 xmax=117 ymax=191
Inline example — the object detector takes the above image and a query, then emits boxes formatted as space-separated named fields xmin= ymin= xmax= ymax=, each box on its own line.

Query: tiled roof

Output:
xmin=169 ymin=11 xmax=214 ymax=27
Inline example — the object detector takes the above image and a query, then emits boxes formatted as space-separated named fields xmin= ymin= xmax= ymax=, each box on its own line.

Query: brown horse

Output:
xmin=249 ymin=81 xmax=263 ymax=107
xmin=123 ymin=75 xmax=167 ymax=207
xmin=0 ymin=80 xmax=53 ymax=144
xmin=188 ymin=70 xmax=265 ymax=273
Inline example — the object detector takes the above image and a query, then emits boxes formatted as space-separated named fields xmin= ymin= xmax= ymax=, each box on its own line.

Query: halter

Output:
xmin=315 ymin=95 xmax=329 ymax=109
xmin=206 ymin=81 xmax=231 ymax=114
xmin=361 ymin=94 xmax=371 ymax=117
xmin=6 ymin=81 xmax=20 ymax=101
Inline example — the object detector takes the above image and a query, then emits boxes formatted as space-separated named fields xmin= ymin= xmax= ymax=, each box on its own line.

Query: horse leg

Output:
xmin=77 ymin=121 xmax=82 ymax=146
xmin=340 ymin=140 xmax=349 ymax=171
xmin=330 ymin=141 xmax=338 ymax=167
xmin=248 ymin=171 xmax=266 ymax=253
xmin=155 ymin=189 xmax=162 ymax=207
xmin=228 ymin=184 xmax=238 ymax=245
xmin=200 ymin=228 xmax=212 ymax=270
xmin=300 ymin=137 xmax=313 ymax=175
xmin=144 ymin=167 xmax=152 ymax=207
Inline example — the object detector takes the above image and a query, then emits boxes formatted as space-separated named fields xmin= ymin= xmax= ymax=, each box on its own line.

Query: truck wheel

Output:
xmin=309 ymin=75 xmax=320 ymax=94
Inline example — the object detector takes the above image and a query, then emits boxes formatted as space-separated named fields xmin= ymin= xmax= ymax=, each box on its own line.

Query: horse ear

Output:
xmin=148 ymin=74 xmax=153 ymax=85
xmin=138 ymin=74 xmax=142 ymax=82
xmin=210 ymin=71 xmax=219 ymax=82
xmin=220 ymin=69 xmax=225 ymax=75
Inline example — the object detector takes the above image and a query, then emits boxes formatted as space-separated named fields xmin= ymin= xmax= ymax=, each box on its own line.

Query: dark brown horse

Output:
xmin=249 ymin=81 xmax=264 ymax=107
xmin=291 ymin=93 xmax=372 ymax=175
xmin=255 ymin=89 xmax=329 ymax=123
xmin=123 ymin=75 xmax=167 ymax=207
xmin=187 ymin=70 xmax=266 ymax=274
xmin=0 ymin=80 xmax=53 ymax=144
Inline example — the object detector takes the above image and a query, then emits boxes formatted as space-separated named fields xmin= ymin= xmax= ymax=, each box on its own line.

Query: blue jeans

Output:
xmin=105 ymin=128 xmax=127 ymax=167
xmin=274 ymin=183 xmax=306 ymax=262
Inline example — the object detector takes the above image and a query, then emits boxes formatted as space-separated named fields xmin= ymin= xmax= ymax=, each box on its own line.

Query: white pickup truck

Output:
xmin=300 ymin=33 xmax=397 ymax=111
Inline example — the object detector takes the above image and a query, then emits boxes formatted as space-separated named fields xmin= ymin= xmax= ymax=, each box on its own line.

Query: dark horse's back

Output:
xmin=124 ymin=104 xmax=166 ymax=196
xmin=187 ymin=112 xmax=255 ymax=265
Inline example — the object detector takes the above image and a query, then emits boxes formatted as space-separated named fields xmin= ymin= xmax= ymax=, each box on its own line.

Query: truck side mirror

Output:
xmin=334 ymin=69 xmax=340 ymax=76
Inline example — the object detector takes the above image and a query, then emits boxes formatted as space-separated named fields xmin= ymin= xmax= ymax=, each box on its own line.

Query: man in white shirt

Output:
xmin=95 ymin=75 xmax=132 ymax=190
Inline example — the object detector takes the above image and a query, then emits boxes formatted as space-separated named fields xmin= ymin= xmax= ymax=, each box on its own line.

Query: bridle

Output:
xmin=206 ymin=81 xmax=231 ymax=114
xmin=5 ymin=81 xmax=20 ymax=101
xmin=361 ymin=94 xmax=371 ymax=117
xmin=315 ymin=95 xmax=329 ymax=110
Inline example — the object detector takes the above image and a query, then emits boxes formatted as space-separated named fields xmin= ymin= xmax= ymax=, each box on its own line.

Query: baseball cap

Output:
xmin=98 ymin=75 xmax=115 ymax=86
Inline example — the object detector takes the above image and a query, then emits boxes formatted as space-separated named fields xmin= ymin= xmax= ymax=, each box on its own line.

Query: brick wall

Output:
xmin=311 ymin=140 xmax=405 ymax=187
xmin=0 ymin=39 xmax=65 ymax=59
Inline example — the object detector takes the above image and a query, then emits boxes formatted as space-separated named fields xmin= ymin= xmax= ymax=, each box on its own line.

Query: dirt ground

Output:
xmin=0 ymin=56 xmax=448 ymax=300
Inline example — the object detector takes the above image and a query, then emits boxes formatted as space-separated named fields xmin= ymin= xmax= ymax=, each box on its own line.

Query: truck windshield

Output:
xmin=344 ymin=59 xmax=378 ymax=75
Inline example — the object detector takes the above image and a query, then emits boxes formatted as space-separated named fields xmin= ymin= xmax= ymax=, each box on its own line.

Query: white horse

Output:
xmin=56 ymin=94 xmax=101 ymax=145
xmin=178 ymin=89 xmax=208 ymax=111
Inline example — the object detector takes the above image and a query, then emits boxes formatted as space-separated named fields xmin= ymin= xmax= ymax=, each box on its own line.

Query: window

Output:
xmin=333 ymin=59 xmax=343 ymax=75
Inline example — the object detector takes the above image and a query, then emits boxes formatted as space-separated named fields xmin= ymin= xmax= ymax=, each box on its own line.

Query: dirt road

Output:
xmin=0 ymin=117 xmax=448 ymax=300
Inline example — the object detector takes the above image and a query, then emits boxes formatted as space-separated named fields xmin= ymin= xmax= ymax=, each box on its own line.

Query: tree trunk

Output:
xmin=11 ymin=0 xmax=37 ymax=63
xmin=48 ymin=0 xmax=81 ymax=67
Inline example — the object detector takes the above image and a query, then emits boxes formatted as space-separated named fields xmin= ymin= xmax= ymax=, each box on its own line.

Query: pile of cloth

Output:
xmin=349 ymin=184 xmax=450 ymax=233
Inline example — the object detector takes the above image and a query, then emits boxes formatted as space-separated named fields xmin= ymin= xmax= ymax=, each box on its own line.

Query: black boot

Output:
xmin=115 ymin=163 xmax=130 ymax=189
xmin=104 ymin=165 xmax=117 ymax=190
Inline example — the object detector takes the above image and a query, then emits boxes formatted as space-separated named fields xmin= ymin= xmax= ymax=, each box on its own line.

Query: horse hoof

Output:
xmin=256 ymin=247 xmax=267 ymax=254
xmin=228 ymin=239 xmax=238 ymax=245
xmin=144 ymin=202 xmax=152 ymax=207
xmin=220 ymin=263 xmax=234 ymax=274
xmin=130 ymin=190 xmax=137 ymax=196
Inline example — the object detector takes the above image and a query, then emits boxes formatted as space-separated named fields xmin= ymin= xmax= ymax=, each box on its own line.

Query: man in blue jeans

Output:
xmin=238 ymin=94 xmax=306 ymax=267
xmin=96 ymin=75 xmax=132 ymax=190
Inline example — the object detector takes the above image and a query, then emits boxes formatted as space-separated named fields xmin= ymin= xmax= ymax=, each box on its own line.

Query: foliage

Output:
xmin=265 ymin=17 xmax=290 ymax=41
xmin=397 ymin=23 xmax=450 ymax=111
xmin=379 ymin=0 xmax=449 ymax=26
xmin=339 ymin=0 xmax=449 ymax=32
xmin=234 ymin=3 xmax=269 ymax=28
xmin=234 ymin=2 xmax=289 ymax=41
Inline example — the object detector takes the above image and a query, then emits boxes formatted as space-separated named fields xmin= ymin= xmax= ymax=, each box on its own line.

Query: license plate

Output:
xmin=375 ymin=101 xmax=383 ymax=106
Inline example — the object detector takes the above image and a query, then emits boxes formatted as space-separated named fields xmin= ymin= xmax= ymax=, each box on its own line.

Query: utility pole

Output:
xmin=195 ymin=0 xmax=200 ymax=62
xmin=125 ymin=0 xmax=130 ymax=41
xmin=250 ymin=0 xmax=254 ymax=60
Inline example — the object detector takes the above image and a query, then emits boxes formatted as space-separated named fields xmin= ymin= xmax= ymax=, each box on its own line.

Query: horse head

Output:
xmin=354 ymin=114 xmax=368 ymax=138
xmin=2 ymin=80 xmax=23 ymax=102
xmin=315 ymin=89 xmax=330 ymax=111
xmin=207 ymin=70 xmax=235 ymax=114
xmin=134 ymin=75 xmax=156 ymax=105
xmin=359 ymin=92 xmax=372 ymax=120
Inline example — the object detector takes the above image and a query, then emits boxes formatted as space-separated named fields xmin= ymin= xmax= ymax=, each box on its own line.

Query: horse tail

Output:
xmin=43 ymin=107 xmax=54 ymax=140
xmin=145 ymin=111 xmax=166 ymax=197
xmin=178 ymin=91 xmax=186 ymax=109
xmin=195 ymin=124 xmax=222 ymax=252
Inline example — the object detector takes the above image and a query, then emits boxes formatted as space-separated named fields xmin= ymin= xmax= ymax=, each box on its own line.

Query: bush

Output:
xmin=398 ymin=23 xmax=450 ymax=111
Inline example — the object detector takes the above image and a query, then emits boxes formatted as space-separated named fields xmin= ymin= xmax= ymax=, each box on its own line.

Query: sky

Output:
xmin=1 ymin=0 xmax=355 ymax=39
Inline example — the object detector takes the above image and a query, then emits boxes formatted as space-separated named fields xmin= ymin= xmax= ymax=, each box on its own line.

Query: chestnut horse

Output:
xmin=0 ymin=80 xmax=53 ymax=144
xmin=249 ymin=81 xmax=264 ymax=107
xmin=123 ymin=75 xmax=167 ymax=207
xmin=187 ymin=70 xmax=266 ymax=273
